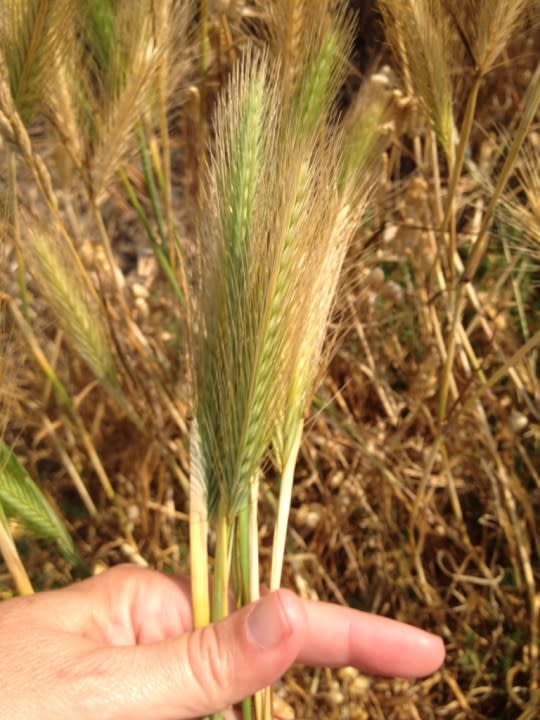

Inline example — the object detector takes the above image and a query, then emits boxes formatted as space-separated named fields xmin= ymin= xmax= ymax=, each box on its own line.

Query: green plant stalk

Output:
xmin=236 ymin=489 xmax=257 ymax=720
xmin=270 ymin=419 xmax=303 ymax=590
xmin=155 ymin=31 xmax=175 ymax=268
xmin=137 ymin=128 xmax=167 ymax=249
xmin=233 ymin=506 xmax=255 ymax=720
xmin=211 ymin=503 xmax=230 ymax=624
xmin=136 ymin=127 xmax=191 ymax=316
xmin=248 ymin=474 xmax=260 ymax=604
xmin=210 ymin=503 xmax=232 ymax=720
xmin=247 ymin=473 xmax=262 ymax=720
xmin=119 ymin=168 xmax=184 ymax=304
xmin=241 ymin=696 xmax=253 ymax=720
xmin=237 ymin=501 xmax=250 ymax=605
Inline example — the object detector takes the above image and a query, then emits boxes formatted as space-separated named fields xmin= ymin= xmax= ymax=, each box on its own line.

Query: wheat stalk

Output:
xmin=22 ymin=225 xmax=118 ymax=388
xmin=451 ymin=0 xmax=535 ymax=77
xmin=379 ymin=0 xmax=456 ymax=161
xmin=191 ymin=5 xmax=394 ymax=717
xmin=1 ymin=0 xmax=73 ymax=125
xmin=192 ymin=44 xmax=343 ymax=719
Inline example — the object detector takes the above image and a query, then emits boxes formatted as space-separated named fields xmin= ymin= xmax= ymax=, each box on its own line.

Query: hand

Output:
xmin=0 ymin=565 xmax=444 ymax=720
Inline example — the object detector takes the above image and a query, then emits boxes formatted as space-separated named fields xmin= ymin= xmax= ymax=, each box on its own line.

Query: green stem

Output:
xmin=237 ymin=479 xmax=258 ymax=720
xmin=156 ymin=23 xmax=175 ymax=267
xmin=211 ymin=502 xmax=230 ymax=623
xmin=248 ymin=474 xmax=260 ymax=603
xmin=237 ymin=501 xmax=250 ymax=605
xmin=119 ymin=168 xmax=184 ymax=304
xmin=210 ymin=502 xmax=231 ymax=720
xmin=241 ymin=697 xmax=253 ymax=720
xmin=137 ymin=128 xmax=167 ymax=249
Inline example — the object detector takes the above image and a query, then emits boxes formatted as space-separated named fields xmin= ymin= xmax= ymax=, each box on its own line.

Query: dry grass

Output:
xmin=1 ymin=1 xmax=539 ymax=718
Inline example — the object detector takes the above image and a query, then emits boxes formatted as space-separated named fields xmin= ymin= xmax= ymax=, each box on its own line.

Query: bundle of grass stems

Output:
xmin=189 ymin=5 xmax=395 ymax=718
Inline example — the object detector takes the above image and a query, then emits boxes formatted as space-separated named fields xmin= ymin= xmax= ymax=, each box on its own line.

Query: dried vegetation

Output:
xmin=0 ymin=1 xmax=539 ymax=718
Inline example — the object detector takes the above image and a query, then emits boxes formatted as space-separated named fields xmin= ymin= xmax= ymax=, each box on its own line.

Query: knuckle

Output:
xmin=186 ymin=625 xmax=236 ymax=708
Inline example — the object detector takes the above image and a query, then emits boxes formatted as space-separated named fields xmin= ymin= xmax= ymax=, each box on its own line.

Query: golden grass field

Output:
xmin=1 ymin=1 xmax=539 ymax=718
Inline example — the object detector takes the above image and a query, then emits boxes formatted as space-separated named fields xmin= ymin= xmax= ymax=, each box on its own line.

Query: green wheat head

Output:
xmin=195 ymin=50 xmax=288 ymax=518
xmin=1 ymin=0 xmax=73 ymax=125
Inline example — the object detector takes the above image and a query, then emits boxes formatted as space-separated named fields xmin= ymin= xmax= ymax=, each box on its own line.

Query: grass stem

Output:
xmin=270 ymin=419 xmax=303 ymax=590
xmin=212 ymin=501 xmax=230 ymax=623
xmin=7 ymin=149 xmax=28 ymax=319
xmin=189 ymin=422 xmax=210 ymax=630
xmin=0 ymin=501 xmax=34 ymax=596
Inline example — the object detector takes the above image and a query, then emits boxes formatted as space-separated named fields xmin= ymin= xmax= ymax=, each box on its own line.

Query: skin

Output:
xmin=0 ymin=565 xmax=445 ymax=720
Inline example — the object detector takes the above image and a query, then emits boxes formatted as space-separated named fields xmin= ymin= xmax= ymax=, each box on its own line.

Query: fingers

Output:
xmin=59 ymin=565 xmax=194 ymax=644
xmin=297 ymin=599 xmax=445 ymax=678
xmin=91 ymin=590 xmax=307 ymax=720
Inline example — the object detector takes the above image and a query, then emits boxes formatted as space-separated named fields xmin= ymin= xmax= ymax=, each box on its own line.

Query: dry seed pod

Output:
xmin=509 ymin=412 xmax=528 ymax=434
xmin=329 ymin=470 xmax=345 ymax=489
xmin=383 ymin=223 xmax=398 ymax=245
xmin=337 ymin=666 xmax=360 ymax=682
xmin=367 ymin=266 xmax=385 ymax=291
xmin=349 ymin=675 xmax=371 ymax=696
xmin=329 ymin=680 xmax=345 ymax=705
xmin=296 ymin=503 xmax=322 ymax=528
xmin=406 ymin=176 xmax=429 ymax=204
xmin=381 ymin=280 xmax=404 ymax=305
xmin=273 ymin=696 xmax=295 ymax=719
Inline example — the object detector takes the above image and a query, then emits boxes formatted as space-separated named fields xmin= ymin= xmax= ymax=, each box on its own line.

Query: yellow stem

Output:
xmin=270 ymin=419 xmax=303 ymax=590
xmin=0 ymin=509 xmax=34 ymax=596
xmin=190 ymin=489 xmax=210 ymax=628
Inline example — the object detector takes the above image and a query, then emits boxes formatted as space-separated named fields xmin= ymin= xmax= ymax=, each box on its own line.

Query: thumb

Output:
xmin=92 ymin=590 xmax=307 ymax=720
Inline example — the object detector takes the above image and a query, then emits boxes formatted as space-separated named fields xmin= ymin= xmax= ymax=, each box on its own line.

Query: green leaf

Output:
xmin=0 ymin=440 xmax=82 ymax=567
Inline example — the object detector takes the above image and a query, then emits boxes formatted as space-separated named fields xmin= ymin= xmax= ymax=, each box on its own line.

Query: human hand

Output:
xmin=0 ymin=565 xmax=444 ymax=720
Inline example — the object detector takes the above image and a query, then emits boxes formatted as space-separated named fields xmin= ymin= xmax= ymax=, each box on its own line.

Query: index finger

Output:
xmin=297 ymin=599 xmax=445 ymax=678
